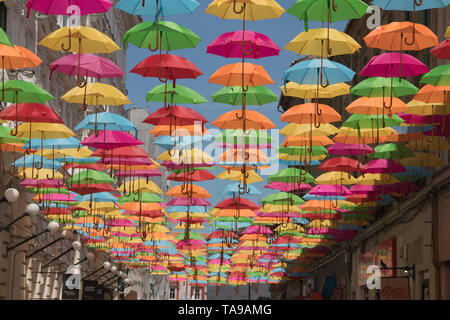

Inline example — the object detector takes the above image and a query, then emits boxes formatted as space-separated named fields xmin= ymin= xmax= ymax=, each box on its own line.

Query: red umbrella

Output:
xmin=69 ymin=183 xmax=115 ymax=195
xmin=130 ymin=54 xmax=202 ymax=86
xmin=167 ymin=170 xmax=215 ymax=182
xmin=214 ymin=198 xmax=260 ymax=210
xmin=430 ymin=39 xmax=450 ymax=60
xmin=318 ymin=157 xmax=365 ymax=172
xmin=143 ymin=105 xmax=208 ymax=126
xmin=0 ymin=103 xmax=63 ymax=124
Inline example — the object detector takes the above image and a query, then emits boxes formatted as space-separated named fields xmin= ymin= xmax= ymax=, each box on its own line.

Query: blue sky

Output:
xmin=124 ymin=0 xmax=348 ymax=207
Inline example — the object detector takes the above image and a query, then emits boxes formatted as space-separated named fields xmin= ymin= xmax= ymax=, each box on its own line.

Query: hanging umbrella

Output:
xmin=207 ymin=30 xmax=279 ymax=59
xmin=210 ymin=63 xmax=273 ymax=87
xmin=75 ymin=112 xmax=137 ymax=132
xmin=0 ymin=27 xmax=13 ymax=47
xmin=143 ymin=105 xmax=208 ymax=126
xmin=145 ymin=83 xmax=208 ymax=104
xmin=25 ymin=0 xmax=113 ymax=17
xmin=115 ymin=0 xmax=200 ymax=16
xmin=123 ymin=20 xmax=201 ymax=51
xmin=420 ymin=65 xmax=450 ymax=86
xmin=359 ymin=53 xmax=429 ymax=78
xmin=211 ymin=86 xmax=278 ymax=106
xmin=351 ymin=77 xmax=418 ymax=98
xmin=205 ymin=0 xmax=285 ymax=21
xmin=430 ymin=39 xmax=450 ymax=60
xmin=0 ymin=103 xmax=62 ymax=124
xmin=346 ymin=97 xmax=408 ymax=115
xmin=281 ymin=82 xmax=350 ymax=99
xmin=212 ymin=109 xmax=275 ymax=130
xmin=81 ymin=131 xmax=144 ymax=150
xmin=280 ymin=103 xmax=341 ymax=124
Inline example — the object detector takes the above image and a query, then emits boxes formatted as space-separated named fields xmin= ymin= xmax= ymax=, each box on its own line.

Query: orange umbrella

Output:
xmin=363 ymin=21 xmax=438 ymax=50
xmin=212 ymin=109 xmax=275 ymax=130
xmin=218 ymin=148 xmax=269 ymax=163
xmin=333 ymin=134 xmax=389 ymax=144
xmin=166 ymin=184 xmax=212 ymax=198
xmin=280 ymin=103 xmax=341 ymax=124
xmin=413 ymin=85 xmax=450 ymax=105
xmin=0 ymin=143 xmax=29 ymax=153
xmin=0 ymin=45 xmax=42 ymax=69
xmin=281 ymin=136 xmax=333 ymax=147
xmin=119 ymin=202 xmax=164 ymax=211
xmin=345 ymin=97 xmax=408 ymax=115
xmin=209 ymin=63 xmax=273 ymax=87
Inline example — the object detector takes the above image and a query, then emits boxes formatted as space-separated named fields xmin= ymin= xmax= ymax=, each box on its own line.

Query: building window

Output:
xmin=0 ymin=3 xmax=7 ymax=31
xmin=169 ymin=287 xmax=176 ymax=299
xmin=192 ymin=287 xmax=201 ymax=300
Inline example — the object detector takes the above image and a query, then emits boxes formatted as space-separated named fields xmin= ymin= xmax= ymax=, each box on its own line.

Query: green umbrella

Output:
xmin=420 ymin=65 xmax=450 ymax=86
xmin=215 ymin=129 xmax=273 ymax=145
xmin=67 ymin=170 xmax=115 ymax=185
xmin=342 ymin=113 xmax=404 ymax=129
xmin=145 ymin=83 xmax=208 ymax=104
xmin=175 ymin=231 xmax=204 ymax=240
xmin=119 ymin=192 xmax=163 ymax=204
xmin=0 ymin=126 xmax=27 ymax=143
xmin=278 ymin=146 xmax=328 ymax=157
xmin=2 ymin=80 xmax=55 ymax=103
xmin=123 ymin=20 xmax=201 ymax=51
xmin=261 ymin=192 xmax=305 ymax=205
xmin=27 ymin=188 xmax=70 ymax=195
xmin=0 ymin=27 xmax=14 ymax=47
xmin=351 ymin=77 xmax=418 ymax=97
xmin=371 ymin=143 xmax=414 ymax=159
xmin=287 ymin=0 xmax=371 ymax=31
xmin=211 ymin=86 xmax=278 ymax=106
xmin=268 ymin=168 xmax=315 ymax=184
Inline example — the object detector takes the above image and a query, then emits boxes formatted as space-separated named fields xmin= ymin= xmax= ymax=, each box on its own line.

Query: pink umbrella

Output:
xmin=242 ymin=225 xmax=273 ymax=235
xmin=327 ymin=143 xmax=374 ymax=155
xmin=161 ymin=161 xmax=215 ymax=169
xmin=114 ymin=169 xmax=163 ymax=177
xmin=81 ymin=131 xmax=144 ymax=150
xmin=257 ymin=212 xmax=300 ymax=218
xmin=209 ymin=259 xmax=231 ymax=265
xmin=207 ymin=31 xmax=280 ymax=59
xmin=217 ymin=143 xmax=272 ymax=149
xmin=308 ymin=184 xmax=352 ymax=197
xmin=264 ymin=181 xmax=311 ymax=192
xmin=103 ymin=157 xmax=155 ymax=166
xmin=21 ymin=178 xmax=64 ymax=188
xmin=107 ymin=219 xmax=135 ymax=227
xmin=50 ymin=54 xmax=124 ymax=81
xmin=329 ymin=229 xmax=358 ymax=241
xmin=359 ymin=52 xmax=429 ymax=77
xmin=383 ymin=181 xmax=419 ymax=194
xmin=397 ymin=112 xmax=428 ymax=124
xmin=40 ymin=193 xmax=78 ymax=202
xmin=362 ymin=159 xmax=406 ymax=174
xmin=26 ymin=0 xmax=113 ymax=18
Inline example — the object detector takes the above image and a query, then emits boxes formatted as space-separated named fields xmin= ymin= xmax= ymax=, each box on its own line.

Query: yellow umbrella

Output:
xmin=285 ymin=28 xmax=361 ymax=57
xmin=14 ymin=122 xmax=75 ymax=139
xmin=445 ymin=26 xmax=450 ymax=38
xmin=39 ymin=26 xmax=120 ymax=53
xmin=158 ymin=148 xmax=214 ymax=164
xmin=61 ymin=83 xmax=131 ymax=107
xmin=205 ymin=0 xmax=285 ymax=21
xmin=406 ymin=136 xmax=450 ymax=151
xmin=280 ymin=82 xmax=350 ymax=99
xmin=338 ymin=126 xmax=397 ymax=137
xmin=37 ymin=147 xmax=93 ymax=159
xmin=280 ymin=123 xmax=338 ymax=137
xmin=274 ymin=223 xmax=305 ymax=233
xmin=308 ymin=219 xmax=337 ymax=228
xmin=16 ymin=168 xmax=63 ymax=180
xmin=406 ymin=100 xmax=450 ymax=115
xmin=355 ymin=173 xmax=399 ymax=185
xmin=167 ymin=212 xmax=210 ymax=220
xmin=174 ymin=223 xmax=205 ymax=230
xmin=400 ymin=152 xmax=444 ymax=167
xmin=77 ymin=201 xmax=118 ymax=211
xmin=316 ymin=171 xmax=357 ymax=185
xmin=259 ymin=204 xmax=302 ymax=213
xmin=278 ymin=153 xmax=327 ymax=161
xmin=117 ymin=179 xmax=163 ymax=194
xmin=216 ymin=169 xmax=263 ymax=184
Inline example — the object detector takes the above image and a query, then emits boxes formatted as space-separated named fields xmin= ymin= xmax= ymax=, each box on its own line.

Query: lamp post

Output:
xmin=7 ymin=220 xmax=59 ymax=252
xmin=0 ymin=202 xmax=40 ymax=233
xmin=26 ymin=230 xmax=73 ymax=259
xmin=41 ymin=241 xmax=82 ymax=269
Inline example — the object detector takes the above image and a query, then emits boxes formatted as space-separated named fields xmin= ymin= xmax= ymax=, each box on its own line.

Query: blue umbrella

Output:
xmin=166 ymin=205 xmax=208 ymax=212
xmin=14 ymin=155 xmax=63 ymax=170
xmin=75 ymin=192 xmax=118 ymax=203
xmin=209 ymin=253 xmax=231 ymax=260
xmin=154 ymin=135 xmax=214 ymax=150
xmin=75 ymin=112 xmax=137 ymax=133
xmin=279 ymin=159 xmax=321 ymax=166
xmin=207 ymin=238 xmax=238 ymax=244
xmin=222 ymin=183 xmax=261 ymax=196
xmin=55 ymin=156 xmax=101 ymax=163
xmin=392 ymin=125 xmax=434 ymax=134
xmin=372 ymin=0 xmax=450 ymax=11
xmin=393 ymin=166 xmax=431 ymax=180
xmin=23 ymin=137 xmax=81 ymax=150
xmin=282 ymin=59 xmax=355 ymax=87
xmin=115 ymin=0 xmax=200 ymax=17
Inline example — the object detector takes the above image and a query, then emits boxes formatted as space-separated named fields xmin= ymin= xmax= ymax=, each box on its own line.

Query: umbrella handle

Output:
xmin=46 ymin=170 xmax=55 ymax=180
xmin=233 ymin=0 xmax=245 ymax=14
xmin=62 ymin=27 xmax=72 ymax=52
xmin=332 ymin=0 xmax=337 ymax=11
xmin=404 ymin=1 xmax=421 ymax=46
xmin=142 ymin=0 xmax=145 ymax=7
xmin=320 ymin=69 xmax=329 ymax=88
xmin=242 ymin=85 xmax=249 ymax=92
xmin=76 ymin=76 xmax=87 ymax=88
xmin=32 ymin=168 xmax=40 ymax=180
xmin=235 ymin=111 xmax=244 ymax=120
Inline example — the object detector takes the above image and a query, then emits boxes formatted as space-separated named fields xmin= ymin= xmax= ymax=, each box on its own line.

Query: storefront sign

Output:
xmin=82 ymin=280 xmax=104 ymax=300
xmin=358 ymin=238 xmax=397 ymax=286
xmin=61 ymin=274 xmax=79 ymax=300
xmin=380 ymin=277 xmax=410 ymax=300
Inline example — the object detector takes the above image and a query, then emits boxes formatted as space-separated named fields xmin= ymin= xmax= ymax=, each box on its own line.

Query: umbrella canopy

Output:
xmin=25 ymin=0 xmax=113 ymax=16
xmin=359 ymin=52 xmax=429 ymax=77
xmin=0 ymin=103 xmax=62 ymax=123
xmin=211 ymin=86 xmax=277 ymax=106
xmin=81 ymin=131 xmax=144 ymax=150
xmin=207 ymin=30 xmax=279 ymax=59
xmin=75 ymin=112 xmax=137 ymax=132
xmin=145 ymin=83 xmax=208 ymax=104
xmin=115 ymin=0 xmax=200 ymax=16
xmin=209 ymin=63 xmax=273 ymax=87
xmin=61 ymin=83 xmax=131 ymax=106
xmin=281 ymin=82 xmax=350 ymax=99
xmin=205 ymin=0 xmax=285 ymax=21
xmin=281 ymin=103 xmax=341 ymax=124
xmin=50 ymin=54 xmax=124 ymax=79
xmin=143 ymin=105 xmax=208 ymax=126
xmin=212 ymin=109 xmax=276 ymax=130
xmin=0 ymin=27 xmax=13 ymax=47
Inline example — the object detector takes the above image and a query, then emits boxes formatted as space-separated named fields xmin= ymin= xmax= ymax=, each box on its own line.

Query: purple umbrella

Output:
xmin=50 ymin=54 xmax=124 ymax=82
xmin=328 ymin=143 xmax=374 ymax=156
xmin=207 ymin=31 xmax=280 ymax=59
xmin=362 ymin=159 xmax=406 ymax=174
xmin=359 ymin=52 xmax=429 ymax=78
